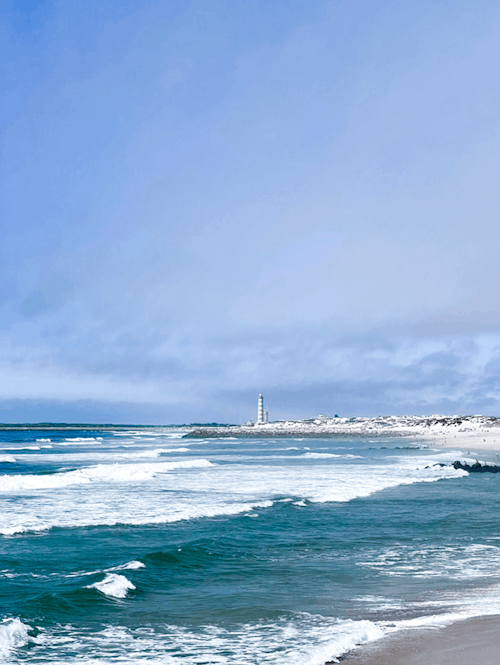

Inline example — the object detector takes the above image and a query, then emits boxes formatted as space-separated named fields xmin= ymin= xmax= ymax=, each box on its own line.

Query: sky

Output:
xmin=2 ymin=0 xmax=500 ymax=423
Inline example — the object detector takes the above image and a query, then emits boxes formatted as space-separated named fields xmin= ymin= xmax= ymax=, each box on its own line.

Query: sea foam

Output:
xmin=0 ymin=458 xmax=212 ymax=492
xmin=21 ymin=615 xmax=385 ymax=664
xmin=86 ymin=573 xmax=136 ymax=599
xmin=301 ymin=452 xmax=362 ymax=459
xmin=0 ymin=499 xmax=274 ymax=536
xmin=0 ymin=618 xmax=32 ymax=656
xmin=0 ymin=453 xmax=467 ymax=535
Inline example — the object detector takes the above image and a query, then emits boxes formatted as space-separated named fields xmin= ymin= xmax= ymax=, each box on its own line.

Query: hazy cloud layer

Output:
xmin=1 ymin=0 xmax=500 ymax=422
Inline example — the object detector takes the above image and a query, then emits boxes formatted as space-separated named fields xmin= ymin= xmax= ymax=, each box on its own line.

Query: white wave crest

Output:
xmin=56 ymin=437 xmax=104 ymax=446
xmin=0 ymin=458 xmax=212 ymax=493
xmin=115 ymin=447 xmax=190 ymax=459
xmin=36 ymin=438 xmax=51 ymax=442
xmin=0 ymin=455 xmax=16 ymax=463
xmin=0 ymin=457 xmax=466 ymax=535
xmin=301 ymin=452 xmax=362 ymax=459
xmin=159 ymin=447 xmax=190 ymax=453
xmin=2 ymin=446 xmax=40 ymax=451
xmin=86 ymin=573 xmax=135 ymax=598
xmin=0 ymin=618 xmax=32 ymax=656
xmin=0 ymin=499 xmax=273 ymax=535
xmin=108 ymin=561 xmax=145 ymax=572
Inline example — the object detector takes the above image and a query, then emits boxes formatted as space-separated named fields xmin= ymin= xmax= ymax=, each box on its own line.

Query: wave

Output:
xmin=0 ymin=618 xmax=32 ymax=657
xmin=25 ymin=560 xmax=147 ymax=581
xmin=6 ymin=614 xmax=384 ymax=664
xmin=108 ymin=560 xmax=145 ymax=572
xmin=0 ymin=458 xmax=212 ymax=493
xmin=301 ymin=452 xmax=362 ymax=459
xmin=10 ymin=584 xmax=500 ymax=664
xmin=58 ymin=437 xmax=104 ymax=446
xmin=357 ymin=543 xmax=500 ymax=580
xmin=0 ymin=455 xmax=16 ymax=463
xmin=0 ymin=499 xmax=273 ymax=536
xmin=86 ymin=573 xmax=135 ymax=599
xmin=18 ymin=581 xmax=500 ymax=663
xmin=111 ymin=430 xmax=187 ymax=438
xmin=0 ymin=457 xmax=467 ymax=535
xmin=1 ymin=446 xmax=41 ymax=451
xmin=18 ymin=448 xmax=192 ymax=465
xmin=115 ymin=447 xmax=190 ymax=458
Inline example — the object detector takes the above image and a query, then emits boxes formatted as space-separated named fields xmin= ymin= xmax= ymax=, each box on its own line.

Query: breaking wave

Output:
xmin=0 ymin=500 xmax=273 ymax=536
xmin=0 ymin=459 xmax=212 ymax=492
xmin=301 ymin=452 xmax=362 ymax=459
xmin=0 ymin=618 xmax=32 ymax=657
xmin=86 ymin=573 xmax=136 ymax=599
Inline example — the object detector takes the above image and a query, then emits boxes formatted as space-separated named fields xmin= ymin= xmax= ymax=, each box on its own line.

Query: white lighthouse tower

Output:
xmin=258 ymin=394 xmax=264 ymax=423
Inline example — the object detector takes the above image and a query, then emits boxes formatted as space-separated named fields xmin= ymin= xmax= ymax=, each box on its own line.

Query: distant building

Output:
xmin=258 ymin=394 xmax=264 ymax=423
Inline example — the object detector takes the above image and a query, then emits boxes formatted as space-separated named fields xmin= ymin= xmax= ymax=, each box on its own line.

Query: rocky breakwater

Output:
xmin=452 ymin=460 xmax=500 ymax=473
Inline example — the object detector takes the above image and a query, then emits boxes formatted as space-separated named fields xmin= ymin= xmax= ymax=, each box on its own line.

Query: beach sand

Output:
xmin=344 ymin=615 xmax=500 ymax=665
xmin=422 ymin=429 xmax=500 ymax=454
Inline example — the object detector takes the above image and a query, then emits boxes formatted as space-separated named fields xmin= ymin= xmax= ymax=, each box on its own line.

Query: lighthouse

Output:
xmin=258 ymin=394 xmax=264 ymax=423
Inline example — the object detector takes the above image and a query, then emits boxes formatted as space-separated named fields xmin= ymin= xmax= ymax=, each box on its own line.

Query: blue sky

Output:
xmin=2 ymin=0 xmax=500 ymax=423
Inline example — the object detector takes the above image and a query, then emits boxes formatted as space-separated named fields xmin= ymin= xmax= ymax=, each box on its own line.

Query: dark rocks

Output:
xmin=452 ymin=460 xmax=500 ymax=473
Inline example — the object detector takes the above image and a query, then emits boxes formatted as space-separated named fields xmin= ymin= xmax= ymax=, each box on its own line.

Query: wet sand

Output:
xmin=343 ymin=615 xmax=500 ymax=665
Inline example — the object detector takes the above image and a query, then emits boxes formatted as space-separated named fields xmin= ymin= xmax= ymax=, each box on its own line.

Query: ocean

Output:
xmin=1 ymin=426 xmax=500 ymax=664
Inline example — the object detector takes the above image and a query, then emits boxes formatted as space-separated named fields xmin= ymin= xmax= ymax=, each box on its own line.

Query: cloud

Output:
xmin=2 ymin=1 xmax=500 ymax=421
xmin=1 ymin=326 xmax=499 ymax=422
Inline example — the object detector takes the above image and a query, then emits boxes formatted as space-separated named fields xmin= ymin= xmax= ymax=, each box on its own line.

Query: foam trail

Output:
xmin=86 ymin=573 xmax=135 ymax=598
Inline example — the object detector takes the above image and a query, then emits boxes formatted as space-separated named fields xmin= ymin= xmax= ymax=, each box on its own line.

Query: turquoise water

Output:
xmin=1 ymin=427 xmax=500 ymax=663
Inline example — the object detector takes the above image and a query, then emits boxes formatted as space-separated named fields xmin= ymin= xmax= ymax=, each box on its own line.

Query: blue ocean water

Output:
xmin=1 ymin=426 xmax=500 ymax=663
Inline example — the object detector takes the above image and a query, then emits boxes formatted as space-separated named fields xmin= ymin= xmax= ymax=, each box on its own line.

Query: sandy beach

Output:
xmin=345 ymin=615 xmax=500 ymax=665
xmin=420 ymin=428 xmax=500 ymax=454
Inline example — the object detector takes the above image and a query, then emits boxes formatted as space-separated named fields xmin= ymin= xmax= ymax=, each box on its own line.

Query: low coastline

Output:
xmin=186 ymin=414 xmax=500 ymax=452
xmin=344 ymin=615 xmax=500 ymax=665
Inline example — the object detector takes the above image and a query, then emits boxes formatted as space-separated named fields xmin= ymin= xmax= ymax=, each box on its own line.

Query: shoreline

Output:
xmin=185 ymin=415 xmax=500 ymax=452
xmin=343 ymin=614 xmax=500 ymax=665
